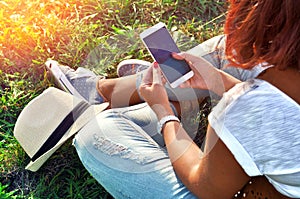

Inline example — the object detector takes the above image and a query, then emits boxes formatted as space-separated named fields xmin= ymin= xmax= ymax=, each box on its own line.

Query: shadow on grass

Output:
xmin=1 ymin=140 xmax=113 ymax=198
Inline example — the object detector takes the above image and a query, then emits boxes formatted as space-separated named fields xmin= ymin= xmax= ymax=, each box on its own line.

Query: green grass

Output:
xmin=0 ymin=0 xmax=226 ymax=198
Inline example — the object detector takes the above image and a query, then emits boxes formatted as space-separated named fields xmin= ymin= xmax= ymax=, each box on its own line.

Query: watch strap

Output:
xmin=158 ymin=115 xmax=180 ymax=134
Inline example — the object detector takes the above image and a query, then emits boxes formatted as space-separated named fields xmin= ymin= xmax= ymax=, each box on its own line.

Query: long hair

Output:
xmin=224 ymin=0 xmax=300 ymax=70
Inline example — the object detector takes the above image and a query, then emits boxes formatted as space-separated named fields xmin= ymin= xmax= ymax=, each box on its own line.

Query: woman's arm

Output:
xmin=163 ymin=121 xmax=250 ymax=199
xmin=139 ymin=61 xmax=249 ymax=198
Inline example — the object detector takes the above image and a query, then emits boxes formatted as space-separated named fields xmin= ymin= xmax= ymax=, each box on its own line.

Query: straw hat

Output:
xmin=14 ymin=87 xmax=109 ymax=172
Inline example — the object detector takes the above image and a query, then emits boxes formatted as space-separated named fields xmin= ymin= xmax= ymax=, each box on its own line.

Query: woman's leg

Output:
xmin=73 ymin=103 xmax=197 ymax=199
xmin=48 ymin=35 xmax=264 ymax=107
xmin=97 ymin=74 xmax=142 ymax=108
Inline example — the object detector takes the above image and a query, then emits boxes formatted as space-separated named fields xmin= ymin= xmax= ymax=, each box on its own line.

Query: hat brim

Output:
xmin=26 ymin=137 xmax=66 ymax=171
xmin=26 ymin=102 xmax=109 ymax=172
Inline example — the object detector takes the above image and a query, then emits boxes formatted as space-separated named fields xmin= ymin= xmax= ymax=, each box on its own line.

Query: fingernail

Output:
xmin=154 ymin=62 xmax=159 ymax=68
xmin=171 ymin=52 xmax=178 ymax=56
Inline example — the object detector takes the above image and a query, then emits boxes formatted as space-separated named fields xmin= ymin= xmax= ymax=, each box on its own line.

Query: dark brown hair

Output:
xmin=224 ymin=0 xmax=300 ymax=70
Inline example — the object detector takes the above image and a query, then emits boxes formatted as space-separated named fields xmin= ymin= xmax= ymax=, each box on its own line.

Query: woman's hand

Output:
xmin=173 ymin=52 xmax=241 ymax=95
xmin=139 ymin=62 xmax=174 ymax=119
xmin=172 ymin=52 xmax=218 ymax=90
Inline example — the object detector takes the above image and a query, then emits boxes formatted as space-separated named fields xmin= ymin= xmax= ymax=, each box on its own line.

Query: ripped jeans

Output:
xmin=73 ymin=35 xmax=264 ymax=198
xmin=74 ymin=103 xmax=197 ymax=198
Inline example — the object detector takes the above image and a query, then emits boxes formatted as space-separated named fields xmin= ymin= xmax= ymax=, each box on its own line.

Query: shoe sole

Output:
xmin=117 ymin=59 xmax=151 ymax=77
xmin=45 ymin=60 xmax=85 ymax=100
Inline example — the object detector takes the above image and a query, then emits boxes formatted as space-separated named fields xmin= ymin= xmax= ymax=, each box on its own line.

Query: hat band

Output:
xmin=31 ymin=101 xmax=90 ymax=162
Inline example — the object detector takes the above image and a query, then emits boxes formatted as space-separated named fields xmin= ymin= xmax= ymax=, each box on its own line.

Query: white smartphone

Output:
xmin=140 ymin=22 xmax=194 ymax=88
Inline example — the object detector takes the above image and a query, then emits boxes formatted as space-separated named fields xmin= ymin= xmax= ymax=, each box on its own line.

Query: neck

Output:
xmin=257 ymin=67 xmax=300 ymax=104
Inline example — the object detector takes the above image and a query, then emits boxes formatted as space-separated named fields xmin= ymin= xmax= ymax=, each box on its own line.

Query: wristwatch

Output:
xmin=157 ymin=115 xmax=180 ymax=134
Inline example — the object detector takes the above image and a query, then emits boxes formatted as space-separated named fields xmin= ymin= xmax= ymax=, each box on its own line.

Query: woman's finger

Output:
xmin=179 ymin=80 xmax=191 ymax=88
xmin=172 ymin=52 xmax=200 ymax=66
xmin=161 ymin=75 xmax=167 ymax=85
xmin=152 ymin=62 xmax=162 ymax=85
xmin=172 ymin=52 xmax=185 ymax=60
xmin=141 ymin=64 xmax=153 ymax=85
xmin=172 ymin=52 xmax=196 ymax=70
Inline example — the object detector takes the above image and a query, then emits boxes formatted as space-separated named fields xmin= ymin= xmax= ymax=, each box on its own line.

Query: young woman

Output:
xmin=50 ymin=0 xmax=299 ymax=198
xmin=138 ymin=0 xmax=300 ymax=198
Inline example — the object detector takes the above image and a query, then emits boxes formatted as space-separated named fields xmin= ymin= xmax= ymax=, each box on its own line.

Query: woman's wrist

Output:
xmin=151 ymin=103 xmax=175 ymax=120
xmin=205 ymin=69 xmax=241 ymax=95
xmin=217 ymin=70 xmax=241 ymax=94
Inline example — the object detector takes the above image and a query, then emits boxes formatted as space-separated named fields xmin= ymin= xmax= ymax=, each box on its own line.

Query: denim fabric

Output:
xmin=74 ymin=103 xmax=197 ymax=199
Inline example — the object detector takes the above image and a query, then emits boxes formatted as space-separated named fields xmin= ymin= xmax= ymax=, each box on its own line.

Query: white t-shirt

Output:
xmin=208 ymin=79 xmax=300 ymax=198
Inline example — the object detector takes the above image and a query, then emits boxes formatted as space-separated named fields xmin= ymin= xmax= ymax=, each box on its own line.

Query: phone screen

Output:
xmin=142 ymin=27 xmax=192 ymax=83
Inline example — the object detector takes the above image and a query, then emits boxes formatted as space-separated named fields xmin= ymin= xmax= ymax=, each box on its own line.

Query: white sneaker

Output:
xmin=45 ymin=60 xmax=105 ymax=104
xmin=117 ymin=59 xmax=151 ymax=77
